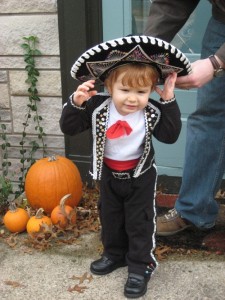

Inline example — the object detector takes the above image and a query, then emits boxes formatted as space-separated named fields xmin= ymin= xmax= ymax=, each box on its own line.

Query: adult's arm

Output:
xmin=144 ymin=0 xmax=225 ymax=88
xmin=176 ymin=53 xmax=225 ymax=89
xmin=216 ymin=44 xmax=225 ymax=66
xmin=144 ymin=0 xmax=200 ymax=42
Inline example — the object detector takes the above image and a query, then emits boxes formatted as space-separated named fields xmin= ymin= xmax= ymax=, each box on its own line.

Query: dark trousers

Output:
xmin=98 ymin=163 xmax=158 ymax=277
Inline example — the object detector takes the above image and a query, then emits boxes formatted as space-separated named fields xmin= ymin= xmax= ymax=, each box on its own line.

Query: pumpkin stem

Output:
xmin=60 ymin=194 xmax=71 ymax=207
xmin=8 ymin=201 xmax=18 ymax=212
xmin=60 ymin=194 xmax=71 ymax=216
xmin=48 ymin=155 xmax=57 ymax=162
xmin=35 ymin=207 xmax=45 ymax=219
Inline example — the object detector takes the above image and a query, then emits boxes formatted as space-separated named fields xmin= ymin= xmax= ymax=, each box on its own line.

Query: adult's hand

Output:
xmin=176 ymin=58 xmax=214 ymax=89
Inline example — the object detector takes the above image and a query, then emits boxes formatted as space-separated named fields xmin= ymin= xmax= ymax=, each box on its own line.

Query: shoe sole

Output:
xmin=124 ymin=286 xmax=147 ymax=298
xmin=90 ymin=261 xmax=127 ymax=275
xmin=156 ymin=224 xmax=192 ymax=236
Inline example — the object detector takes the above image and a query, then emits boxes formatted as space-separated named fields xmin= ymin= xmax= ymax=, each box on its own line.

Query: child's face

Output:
xmin=109 ymin=72 xmax=152 ymax=116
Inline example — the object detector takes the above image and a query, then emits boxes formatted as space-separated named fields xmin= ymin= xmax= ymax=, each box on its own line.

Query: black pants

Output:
xmin=98 ymin=164 xmax=158 ymax=277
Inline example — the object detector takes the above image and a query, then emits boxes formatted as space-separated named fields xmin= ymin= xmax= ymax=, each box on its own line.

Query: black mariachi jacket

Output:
xmin=60 ymin=93 xmax=181 ymax=180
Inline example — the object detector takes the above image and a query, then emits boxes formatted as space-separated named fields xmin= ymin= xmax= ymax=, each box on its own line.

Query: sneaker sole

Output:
xmin=156 ymin=224 xmax=192 ymax=236
xmin=90 ymin=261 xmax=127 ymax=275
xmin=124 ymin=285 xmax=147 ymax=298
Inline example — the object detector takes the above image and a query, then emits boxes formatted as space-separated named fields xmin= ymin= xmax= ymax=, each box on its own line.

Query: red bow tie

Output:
xmin=106 ymin=120 xmax=133 ymax=139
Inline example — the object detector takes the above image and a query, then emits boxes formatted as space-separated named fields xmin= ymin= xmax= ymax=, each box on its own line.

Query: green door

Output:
xmin=102 ymin=0 xmax=211 ymax=177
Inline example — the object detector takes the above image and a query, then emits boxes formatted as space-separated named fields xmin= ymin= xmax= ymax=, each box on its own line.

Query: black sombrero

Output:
xmin=71 ymin=35 xmax=192 ymax=84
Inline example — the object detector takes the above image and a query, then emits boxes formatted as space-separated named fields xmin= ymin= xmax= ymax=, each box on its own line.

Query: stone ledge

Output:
xmin=0 ymin=57 xmax=60 ymax=69
xmin=0 ymin=15 xmax=59 ymax=55
xmin=10 ymin=71 xmax=61 ymax=96
xmin=156 ymin=193 xmax=177 ymax=208
xmin=0 ymin=0 xmax=57 ymax=13
xmin=156 ymin=193 xmax=225 ymax=225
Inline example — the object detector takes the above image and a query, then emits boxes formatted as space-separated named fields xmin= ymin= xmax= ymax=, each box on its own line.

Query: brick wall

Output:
xmin=0 ymin=0 xmax=65 ymax=182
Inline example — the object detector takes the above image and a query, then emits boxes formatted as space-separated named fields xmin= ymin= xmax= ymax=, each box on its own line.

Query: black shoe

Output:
xmin=90 ymin=256 xmax=127 ymax=275
xmin=124 ymin=273 xmax=150 ymax=298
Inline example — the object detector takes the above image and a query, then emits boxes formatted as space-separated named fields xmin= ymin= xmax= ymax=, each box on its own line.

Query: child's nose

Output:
xmin=127 ymin=94 xmax=136 ymax=101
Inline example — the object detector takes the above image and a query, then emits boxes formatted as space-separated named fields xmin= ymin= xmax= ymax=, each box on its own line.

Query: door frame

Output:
xmin=57 ymin=0 xmax=103 ymax=185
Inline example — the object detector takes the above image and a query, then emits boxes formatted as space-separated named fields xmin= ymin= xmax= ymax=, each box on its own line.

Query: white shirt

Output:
xmin=104 ymin=101 xmax=145 ymax=161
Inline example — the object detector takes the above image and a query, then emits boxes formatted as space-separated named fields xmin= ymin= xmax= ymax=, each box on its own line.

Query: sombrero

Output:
xmin=71 ymin=35 xmax=192 ymax=84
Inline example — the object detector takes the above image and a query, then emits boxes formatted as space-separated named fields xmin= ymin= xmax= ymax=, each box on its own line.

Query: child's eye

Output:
xmin=138 ymin=90 xmax=146 ymax=94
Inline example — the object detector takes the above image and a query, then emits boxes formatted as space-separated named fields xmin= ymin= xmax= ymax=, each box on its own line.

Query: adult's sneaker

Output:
xmin=157 ymin=208 xmax=192 ymax=236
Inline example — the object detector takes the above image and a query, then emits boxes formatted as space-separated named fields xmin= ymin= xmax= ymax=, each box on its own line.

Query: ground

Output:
xmin=0 ymin=186 xmax=225 ymax=259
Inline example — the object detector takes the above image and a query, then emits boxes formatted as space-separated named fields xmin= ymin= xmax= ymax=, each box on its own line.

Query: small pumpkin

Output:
xmin=26 ymin=208 xmax=52 ymax=235
xmin=25 ymin=155 xmax=82 ymax=213
xmin=51 ymin=194 xmax=76 ymax=228
xmin=3 ymin=202 xmax=29 ymax=233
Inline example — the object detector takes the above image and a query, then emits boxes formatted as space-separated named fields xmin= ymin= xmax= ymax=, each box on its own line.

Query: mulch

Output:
xmin=156 ymin=205 xmax=225 ymax=257
xmin=0 ymin=185 xmax=224 ymax=259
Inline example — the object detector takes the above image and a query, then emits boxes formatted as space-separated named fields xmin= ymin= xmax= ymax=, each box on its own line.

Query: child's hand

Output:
xmin=154 ymin=72 xmax=177 ymax=101
xmin=73 ymin=80 xmax=97 ymax=106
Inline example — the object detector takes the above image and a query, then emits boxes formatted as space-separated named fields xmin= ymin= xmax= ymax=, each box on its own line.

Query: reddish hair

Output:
xmin=104 ymin=63 xmax=159 ymax=92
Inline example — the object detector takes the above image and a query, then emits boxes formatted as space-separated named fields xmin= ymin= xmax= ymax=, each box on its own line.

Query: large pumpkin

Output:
xmin=25 ymin=155 xmax=82 ymax=213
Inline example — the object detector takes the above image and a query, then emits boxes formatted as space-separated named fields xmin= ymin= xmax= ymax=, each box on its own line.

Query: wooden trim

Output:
xmin=57 ymin=0 xmax=103 ymax=185
xmin=57 ymin=0 xmax=103 ymax=102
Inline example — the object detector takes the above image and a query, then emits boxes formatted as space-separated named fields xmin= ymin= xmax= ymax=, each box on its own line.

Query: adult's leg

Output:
xmin=175 ymin=17 xmax=225 ymax=228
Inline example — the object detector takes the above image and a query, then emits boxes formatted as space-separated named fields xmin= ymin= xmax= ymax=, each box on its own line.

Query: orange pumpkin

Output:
xmin=25 ymin=155 xmax=82 ymax=213
xmin=3 ymin=202 xmax=29 ymax=233
xmin=26 ymin=208 xmax=52 ymax=234
xmin=51 ymin=194 xmax=76 ymax=228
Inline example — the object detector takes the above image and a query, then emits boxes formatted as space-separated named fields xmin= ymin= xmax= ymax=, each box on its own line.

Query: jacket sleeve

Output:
xmin=59 ymin=95 xmax=93 ymax=136
xmin=152 ymin=99 xmax=182 ymax=144
xmin=144 ymin=0 xmax=225 ymax=71
xmin=60 ymin=94 xmax=108 ymax=136
xmin=144 ymin=0 xmax=200 ymax=42
xmin=216 ymin=43 xmax=225 ymax=65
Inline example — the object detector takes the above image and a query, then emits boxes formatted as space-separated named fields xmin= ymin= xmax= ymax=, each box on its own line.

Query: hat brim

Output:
xmin=71 ymin=35 xmax=192 ymax=84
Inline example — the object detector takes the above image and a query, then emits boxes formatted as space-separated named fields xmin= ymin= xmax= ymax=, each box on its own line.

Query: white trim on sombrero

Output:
xmin=71 ymin=35 xmax=192 ymax=83
xmin=86 ymin=45 xmax=184 ymax=80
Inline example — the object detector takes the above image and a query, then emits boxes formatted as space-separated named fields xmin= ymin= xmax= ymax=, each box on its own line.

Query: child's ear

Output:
xmin=106 ymin=86 xmax=112 ymax=95
xmin=151 ymin=83 xmax=157 ymax=93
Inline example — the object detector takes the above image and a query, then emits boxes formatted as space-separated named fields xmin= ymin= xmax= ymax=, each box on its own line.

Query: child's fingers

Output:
xmin=165 ymin=72 xmax=177 ymax=85
xmin=82 ymin=80 xmax=96 ymax=89
xmin=154 ymin=86 xmax=163 ymax=97
xmin=77 ymin=85 xmax=90 ymax=93
xmin=74 ymin=88 xmax=97 ymax=102
xmin=168 ymin=72 xmax=177 ymax=79
xmin=75 ymin=91 xmax=89 ymax=99
xmin=89 ymin=90 xmax=98 ymax=97
xmin=76 ymin=87 xmax=97 ymax=97
xmin=73 ymin=80 xmax=97 ymax=106
xmin=77 ymin=80 xmax=96 ymax=93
